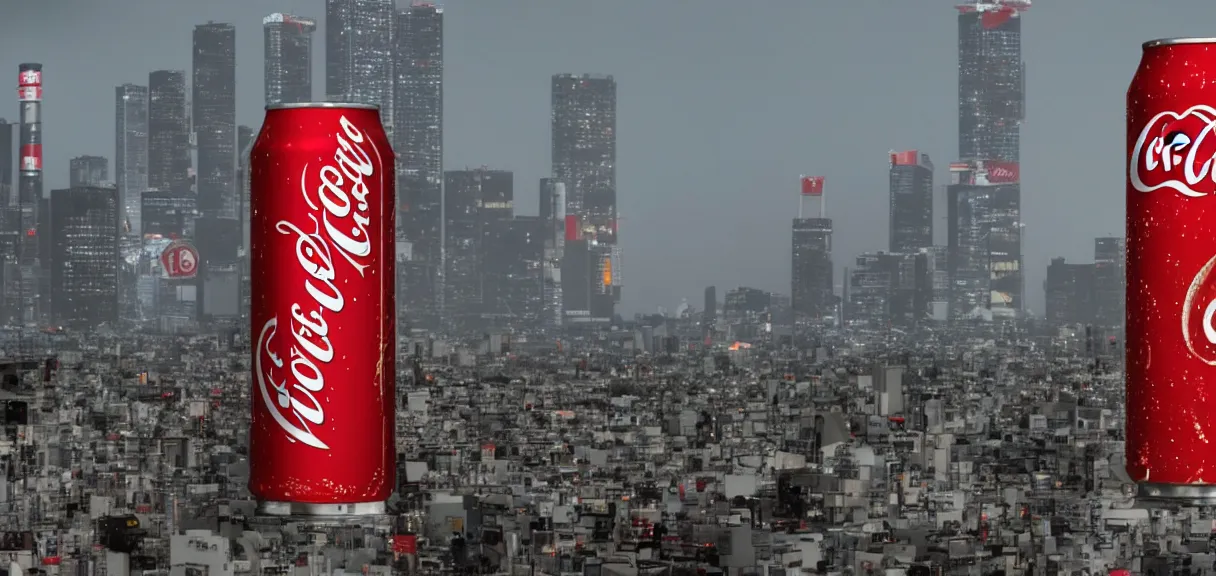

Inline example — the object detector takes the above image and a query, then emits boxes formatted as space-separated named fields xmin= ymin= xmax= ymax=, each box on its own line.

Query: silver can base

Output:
xmin=1138 ymin=482 xmax=1216 ymax=504
xmin=257 ymin=500 xmax=386 ymax=517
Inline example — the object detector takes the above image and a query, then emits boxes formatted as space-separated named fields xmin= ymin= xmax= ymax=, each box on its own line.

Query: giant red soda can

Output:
xmin=1128 ymin=38 xmax=1216 ymax=502
xmin=249 ymin=102 xmax=395 ymax=515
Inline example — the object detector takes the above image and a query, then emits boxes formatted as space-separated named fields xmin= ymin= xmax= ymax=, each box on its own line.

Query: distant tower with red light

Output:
xmin=956 ymin=0 xmax=1027 ymax=163
xmin=17 ymin=63 xmax=44 ymax=325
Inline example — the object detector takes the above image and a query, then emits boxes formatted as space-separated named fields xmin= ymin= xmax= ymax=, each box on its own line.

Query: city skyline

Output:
xmin=0 ymin=0 xmax=1193 ymax=315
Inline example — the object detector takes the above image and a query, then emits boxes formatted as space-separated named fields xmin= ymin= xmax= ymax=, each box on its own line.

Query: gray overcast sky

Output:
xmin=0 ymin=0 xmax=1205 ymax=315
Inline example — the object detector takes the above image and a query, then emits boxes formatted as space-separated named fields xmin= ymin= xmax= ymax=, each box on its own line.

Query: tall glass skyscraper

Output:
xmin=264 ymin=13 xmax=316 ymax=106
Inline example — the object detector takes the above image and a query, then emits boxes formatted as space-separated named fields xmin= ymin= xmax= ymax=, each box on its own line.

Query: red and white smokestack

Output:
xmin=17 ymin=64 xmax=42 ymax=174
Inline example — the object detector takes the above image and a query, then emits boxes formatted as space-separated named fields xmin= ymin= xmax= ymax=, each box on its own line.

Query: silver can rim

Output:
xmin=266 ymin=102 xmax=379 ymax=111
xmin=1144 ymin=37 xmax=1216 ymax=49
xmin=257 ymin=500 xmax=386 ymax=516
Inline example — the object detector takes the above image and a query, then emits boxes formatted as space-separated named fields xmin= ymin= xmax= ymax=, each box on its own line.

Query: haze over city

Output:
xmin=5 ymin=0 xmax=1202 ymax=315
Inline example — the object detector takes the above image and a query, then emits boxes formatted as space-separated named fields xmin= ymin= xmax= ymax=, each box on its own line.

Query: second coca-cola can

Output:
xmin=249 ymin=102 xmax=396 ymax=515
xmin=1128 ymin=38 xmax=1216 ymax=503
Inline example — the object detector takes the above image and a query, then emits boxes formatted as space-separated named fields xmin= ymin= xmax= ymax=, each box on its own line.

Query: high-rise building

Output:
xmin=192 ymin=22 xmax=237 ymax=219
xmin=1044 ymin=257 xmax=1095 ymax=326
xmin=539 ymin=179 xmax=566 ymax=328
xmin=17 ymin=63 xmax=45 ymax=326
xmin=957 ymin=1 xmax=1027 ymax=164
xmin=264 ymin=13 xmax=316 ymax=106
xmin=791 ymin=218 xmax=834 ymax=320
xmin=69 ymin=156 xmax=108 ymax=188
xmin=483 ymin=216 xmax=543 ymax=326
xmin=946 ymin=161 xmax=1022 ymax=319
xmin=141 ymin=191 xmax=196 ymax=240
xmin=552 ymin=74 xmax=618 ymax=320
xmin=148 ymin=70 xmax=191 ymax=197
xmin=115 ymin=83 xmax=149 ymax=234
xmin=1094 ymin=236 xmax=1125 ymax=328
xmin=889 ymin=150 xmax=933 ymax=254
xmin=326 ymin=0 xmax=394 ymax=126
xmin=393 ymin=2 xmax=443 ymax=329
xmin=443 ymin=169 xmax=512 ymax=327
xmin=50 ymin=186 xmax=120 ymax=328
xmin=0 ymin=120 xmax=17 ymax=324
xmin=703 ymin=285 xmax=717 ymax=337
xmin=846 ymin=252 xmax=932 ymax=328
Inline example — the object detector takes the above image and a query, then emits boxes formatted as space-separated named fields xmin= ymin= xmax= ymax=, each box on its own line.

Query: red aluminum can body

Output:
xmin=1128 ymin=39 xmax=1216 ymax=495
xmin=249 ymin=103 xmax=396 ymax=511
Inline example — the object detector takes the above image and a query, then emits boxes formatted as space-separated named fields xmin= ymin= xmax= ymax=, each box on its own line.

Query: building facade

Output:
xmin=69 ymin=156 xmax=109 ymax=188
xmin=889 ymin=150 xmax=933 ymax=254
xmin=393 ymin=2 xmax=444 ymax=330
xmin=115 ymin=84 xmax=149 ymax=234
xmin=192 ymin=23 xmax=237 ymax=219
xmin=148 ymin=70 xmax=191 ymax=198
xmin=325 ymin=0 xmax=395 ymax=127
xmin=50 ymin=187 xmax=120 ymax=328
xmin=791 ymin=217 xmax=834 ymax=320
xmin=263 ymin=13 xmax=316 ymax=106
xmin=552 ymin=74 xmax=618 ymax=322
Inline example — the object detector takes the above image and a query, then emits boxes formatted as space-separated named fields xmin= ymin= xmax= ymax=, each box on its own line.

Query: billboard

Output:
xmin=800 ymin=176 xmax=824 ymax=196
xmin=160 ymin=240 xmax=199 ymax=279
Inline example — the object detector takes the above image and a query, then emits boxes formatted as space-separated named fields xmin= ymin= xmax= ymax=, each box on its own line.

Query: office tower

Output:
xmin=539 ymin=179 xmax=566 ymax=328
xmin=17 ymin=64 xmax=44 ymax=325
xmin=946 ymin=161 xmax=1022 ymax=319
xmin=1044 ymin=257 xmax=1095 ymax=326
xmin=791 ymin=218 xmax=834 ymax=320
xmin=703 ymin=285 xmax=716 ymax=341
xmin=69 ymin=156 xmax=108 ymax=188
xmin=552 ymin=74 xmax=618 ymax=321
xmin=141 ymin=192 xmax=196 ymax=240
xmin=50 ymin=186 xmax=120 ymax=328
xmin=148 ymin=70 xmax=191 ymax=197
xmin=846 ymin=252 xmax=932 ymax=328
xmin=115 ymin=84 xmax=149 ymax=235
xmin=443 ymin=169 xmax=512 ymax=327
xmin=484 ymin=216 xmax=543 ymax=326
xmin=193 ymin=22 xmax=237 ymax=219
xmin=957 ymin=0 xmax=1027 ymax=163
xmin=264 ymin=13 xmax=316 ymax=106
xmin=393 ymin=2 xmax=444 ymax=328
xmin=325 ymin=0 xmax=395 ymax=126
xmin=1094 ymin=237 xmax=1126 ymax=328
xmin=196 ymin=215 xmax=241 ymax=320
xmin=0 ymin=120 xmax=16 ymax=324
xmin=889 ymin=150 xmax=933 ymax=254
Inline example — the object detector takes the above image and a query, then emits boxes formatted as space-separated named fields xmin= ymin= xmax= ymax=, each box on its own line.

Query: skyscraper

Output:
xmin=264 ymin=13 xmax=316 ymax=106
xmin=552 ymin=74 xmax=618 ymax=321
xmin=443 ymin=169 xmax=513 ymax=327
xmin=115 ymin=84 xmax=149 ymax=234
xmin=956 ymin=1 xmax=1026 ymax=163
xmin=326 ymin=0 xmax=394 ymax=126
xmin=148 ymin=70 xmax=191 ymax=197
xmin=946 ymin=161 xmax=1022 ymax=319
xmin=393 ymin=2 xmax=444 ymax=329
xmin=791 ymin=218 xmax=834 ymax=320
xmin=1094 ymin=237 xmax=1125 ymax=329
xmin=69 ymin=156 xmax=108 ymax=188
xmin=192 ymin=22 xmax=237 ymax=218
xmin=50 ymin=186 xmax=120 ymax=328
xmin=888 ymin=150 xmax=933 ymax=254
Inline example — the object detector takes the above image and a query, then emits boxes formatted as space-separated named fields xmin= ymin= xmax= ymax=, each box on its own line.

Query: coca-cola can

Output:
xmin=250 ymin=102 xmax=396 ymax=515
xmin=1128 ymin=38 xmax=1216 ymax=503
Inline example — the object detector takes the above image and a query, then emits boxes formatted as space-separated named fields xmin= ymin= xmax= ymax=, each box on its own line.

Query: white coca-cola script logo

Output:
xmin=1130 ymin=105 xmax=1216 ymax=197
xmin=989 ymin=166 xmax=1015 ymax=180
xmin=1183 ymin=255 xmax=1216 ymax=365
xmin=255 ymin=115 xmax=381 ymax=449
